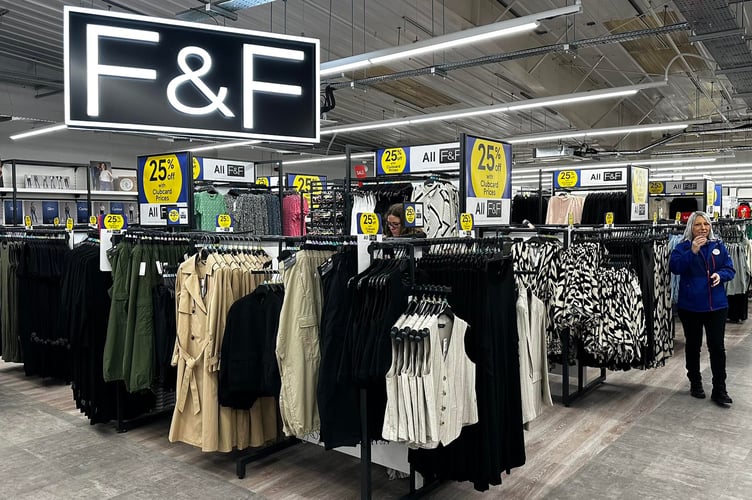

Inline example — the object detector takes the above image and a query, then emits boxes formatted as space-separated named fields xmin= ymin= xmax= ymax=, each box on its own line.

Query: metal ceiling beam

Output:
xmin=327 ymin=22 xmax=689 ymax=89
xmin=716 ymin=65 xmax=752 ymax=75
xmin=688 ymin=28 xmax=746 ymax=43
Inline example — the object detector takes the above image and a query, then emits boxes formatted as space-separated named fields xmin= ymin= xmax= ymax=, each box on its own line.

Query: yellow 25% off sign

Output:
xmin=142 ymin=154 xmax=184 ymax=204
xmin=357 ymin=212 xmax=381 ymax=235
xmin=469 ymin=139 xmax=508 ymax=199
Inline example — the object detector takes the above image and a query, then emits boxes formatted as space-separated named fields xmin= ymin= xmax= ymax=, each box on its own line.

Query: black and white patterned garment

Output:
xmin=649 ymin=239 xmax=673 ymax=368
xmin=511 ymin=238 xmax=563 ymax=303
xmin=411 ymin=182 xmax=459 ymax=238
xmin=512 ymin=238 xmax=563 ymax=358
xmin=550 ymin=242 xmax=602 ymax=364
xmin=552 ymin=242 xmax=602 ymax=332
xmin=580 ymin=267 xmax=646 ymax=370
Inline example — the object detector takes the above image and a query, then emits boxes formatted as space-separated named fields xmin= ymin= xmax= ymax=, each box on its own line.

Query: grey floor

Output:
xmin=0 ymin=383 xmax=260 ymax=499
xmin=0 ymin=317 xmax=750 ymax=499
xmin=546 ymin=330 xmax=752 ymax=500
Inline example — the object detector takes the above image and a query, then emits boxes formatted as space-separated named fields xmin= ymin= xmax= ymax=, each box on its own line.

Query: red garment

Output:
xmin=282 ymin=194 xmax=309 ymax=236
xmin=737 ymin=204 xmax=751 ymax=219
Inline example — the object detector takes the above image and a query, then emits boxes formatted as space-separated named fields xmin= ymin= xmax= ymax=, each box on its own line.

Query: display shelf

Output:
xmin=16 ymin=188 xmax=89 ymax=197
xmin=90 ymin=190 xmax=139 ymax=198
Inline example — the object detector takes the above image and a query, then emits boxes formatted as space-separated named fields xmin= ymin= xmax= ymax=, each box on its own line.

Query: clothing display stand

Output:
xmin=559 ymin=330 xmax=607 ymax=407
xmin=233 ymin=234 xmax=357 ymax=481
xmin=114 ymin=382 xmax=173 ymax=432
xmin=477 ymin=224 xmax=605 ymax=406
xmin=236 ymin=438 xmax=301 ymax=479
xmin=308 ymin=179 xmax=347 ymax=235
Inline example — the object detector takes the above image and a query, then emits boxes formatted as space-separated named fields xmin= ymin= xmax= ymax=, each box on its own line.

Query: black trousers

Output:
xmin=678 ymin=308 xmax=728 ymax=391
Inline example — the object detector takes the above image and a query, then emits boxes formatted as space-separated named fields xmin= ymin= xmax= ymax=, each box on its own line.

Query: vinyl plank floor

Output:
xmin=0 ymin=314 xmax=749 ymax=499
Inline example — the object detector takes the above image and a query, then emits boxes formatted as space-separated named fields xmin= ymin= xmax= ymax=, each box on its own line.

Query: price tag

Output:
xmin=66 ymin=218 xmax=74 ymax=231
xmin=256 ymin=176 xmax=270 ymax=186
xmin=103 ymin=213 xmax=127 ymax=231
xmin=605 ymin=212 xmax=614 ymax=227
xmin=379 ymin=147 xmax=408 ymax=175
xmin=168 ymin=208 xmax=181 ymax=224
xmin=357 ymin=212 xmax=381 ymax=235
xmin=216 ymin=213 xmax=234 ymax=232
xmin=89 ymin=215 xmax=98 ymax=228
xmin=53 ymin=216 xmax=60 ymax=226
xmin=141 ymin=153 xmax=184 ymax=204
xmin=470 ymin=139 xmax=507 ymax=199
xmin=24 ymin=215 xmax=32 ymax=230
xmin=557 ymin=170 xmax=579 ymax=189
xmin=649 ymin=181 xmax=664 ymax=195
xmin=403 ymin=203 xmax=424 ymax=228
xmin=459 ymin=213 xmax=474 ymax=231
xmin=713 ymin=211 xmax=720 ymax=221
xmin=675 ymin=211 xmax=681 ymax=224
xmin=653 ymin=211 xmax=658 ymax=226
xmin=568 ymin=212 xmax=574 ymax=227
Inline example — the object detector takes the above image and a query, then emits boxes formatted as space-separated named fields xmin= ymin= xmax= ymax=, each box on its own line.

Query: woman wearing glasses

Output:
xmin=384 ymin=203 xmax=425 ymax=238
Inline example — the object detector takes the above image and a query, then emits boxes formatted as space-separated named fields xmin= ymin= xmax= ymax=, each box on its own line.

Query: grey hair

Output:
xmin=682 ymin=211 xmax=716 ymax=241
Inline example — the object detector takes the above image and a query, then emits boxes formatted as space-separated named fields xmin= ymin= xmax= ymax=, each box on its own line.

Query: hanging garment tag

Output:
xmin=442 ymin=338 xmax=449 ymax=358
xmin=139 ymin=262 xmax=147 ymax=276
xmin=319 ymin=258 xmax=334 ymax=277
xmin=283 ymin=253 xmax=297 ymax=269
xmin=200 ymin=278 xmax=207 ymax=298
xmin=156 ymin=261 xmax=164 ymax=275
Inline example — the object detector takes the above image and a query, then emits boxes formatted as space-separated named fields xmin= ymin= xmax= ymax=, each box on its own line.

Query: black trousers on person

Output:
xmin=678 ymin=308 xmax=728 ymax=391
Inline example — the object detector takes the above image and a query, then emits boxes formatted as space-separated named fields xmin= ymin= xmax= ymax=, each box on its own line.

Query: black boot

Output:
xmin=690 ymin=381 xmax=706 ymax=399
xmin=711 ymin=388 xmax=733 ymax=406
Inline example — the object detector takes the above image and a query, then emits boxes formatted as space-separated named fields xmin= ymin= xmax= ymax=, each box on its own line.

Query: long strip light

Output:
xmin=188 ymin=140 xmax=261 ymax=152
xmin=321 ymin=22 xmax=538 ymax=75
xmin=320 ymin=3 xmax=582 ymax=77
xmin=669 ymin=163 xmax=752 ymax=172
xmin=9 ymin=123 xmax=67 ymax=141
xmin=282 ymin=152 xmax=374 ymax=166
xmin=505 ymin=121 xmax=701 ymax=145
xmin=321 ymin=82 xmax=666 ymax=136
xmin=511 ymin=156 xmax=721 ymax=175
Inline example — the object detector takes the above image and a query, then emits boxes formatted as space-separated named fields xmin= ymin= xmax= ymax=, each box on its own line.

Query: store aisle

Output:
xmin=545 ymin=326 xmax=752 ymax=500
xmin=0 ymin=368 xmax=259 ymax=499
xmin=0 ymin=315 xmax=749 ymax=499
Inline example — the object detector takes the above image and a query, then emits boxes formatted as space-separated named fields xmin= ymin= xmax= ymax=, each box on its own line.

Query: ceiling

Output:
xmin=1 ymin=0 xmax=752 ymax=185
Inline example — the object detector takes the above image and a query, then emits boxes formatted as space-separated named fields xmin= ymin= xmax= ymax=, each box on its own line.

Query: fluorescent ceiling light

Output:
xmin=321 ymin=82 xmax=665 ymax=136
xmin=370 ymin=22 xmax=539 ymax=65
xmin=669 ymin=163 xmax=752 ymax=172
xmin=505 ymin=121 xmax=700 ymax=145
xmin=320 ymin=4 xmax=583 ymax=77
xmin=282 ymin=152 xmax=374 ymax=166
xmin=10 ymin=123 xmax=67 ymax=141
xmin=696 ymin=173 xmax=752 ymax=179
xmin=320 ymin=4 xmax=579 ymax=76
xmin=188 ymin=140 xmax=260 ymax=152
xmin=512 ymin=155 xmax=720 ymax=175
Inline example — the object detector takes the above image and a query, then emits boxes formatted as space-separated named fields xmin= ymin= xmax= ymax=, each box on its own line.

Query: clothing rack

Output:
xmin=477 ymin=225 xmax=605 ymax=405
xmin=362 ymin=238 xmax=444 ymax=499
xmin=114 ymin=382 xmax=174 ymax=433
xmin=308 ymin=180 xmax=347 ymax=235
xmin=355 ymin=171 xmax=459 ymax=184
xmin=234 ymin=233 xmax=358 ymax=482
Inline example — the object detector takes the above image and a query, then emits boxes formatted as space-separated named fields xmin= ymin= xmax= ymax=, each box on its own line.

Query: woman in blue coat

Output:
xmin=670 ymin=211 xmax=735 ymax=406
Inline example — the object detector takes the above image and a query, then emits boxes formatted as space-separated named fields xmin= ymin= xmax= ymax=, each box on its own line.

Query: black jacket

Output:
xmin=218 ymin=285 xmax=284 ymax=409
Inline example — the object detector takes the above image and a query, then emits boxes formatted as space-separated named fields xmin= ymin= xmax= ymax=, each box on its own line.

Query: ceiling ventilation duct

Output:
xmin=673 ymin=0 xmax=752 ymax=108
xmin=176 ymin=0 xmax=276 ymax=23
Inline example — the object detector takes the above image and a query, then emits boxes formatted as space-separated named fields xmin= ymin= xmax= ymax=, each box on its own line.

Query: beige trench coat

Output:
xmin=169 ymin=254 xmax=277 ymax=452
